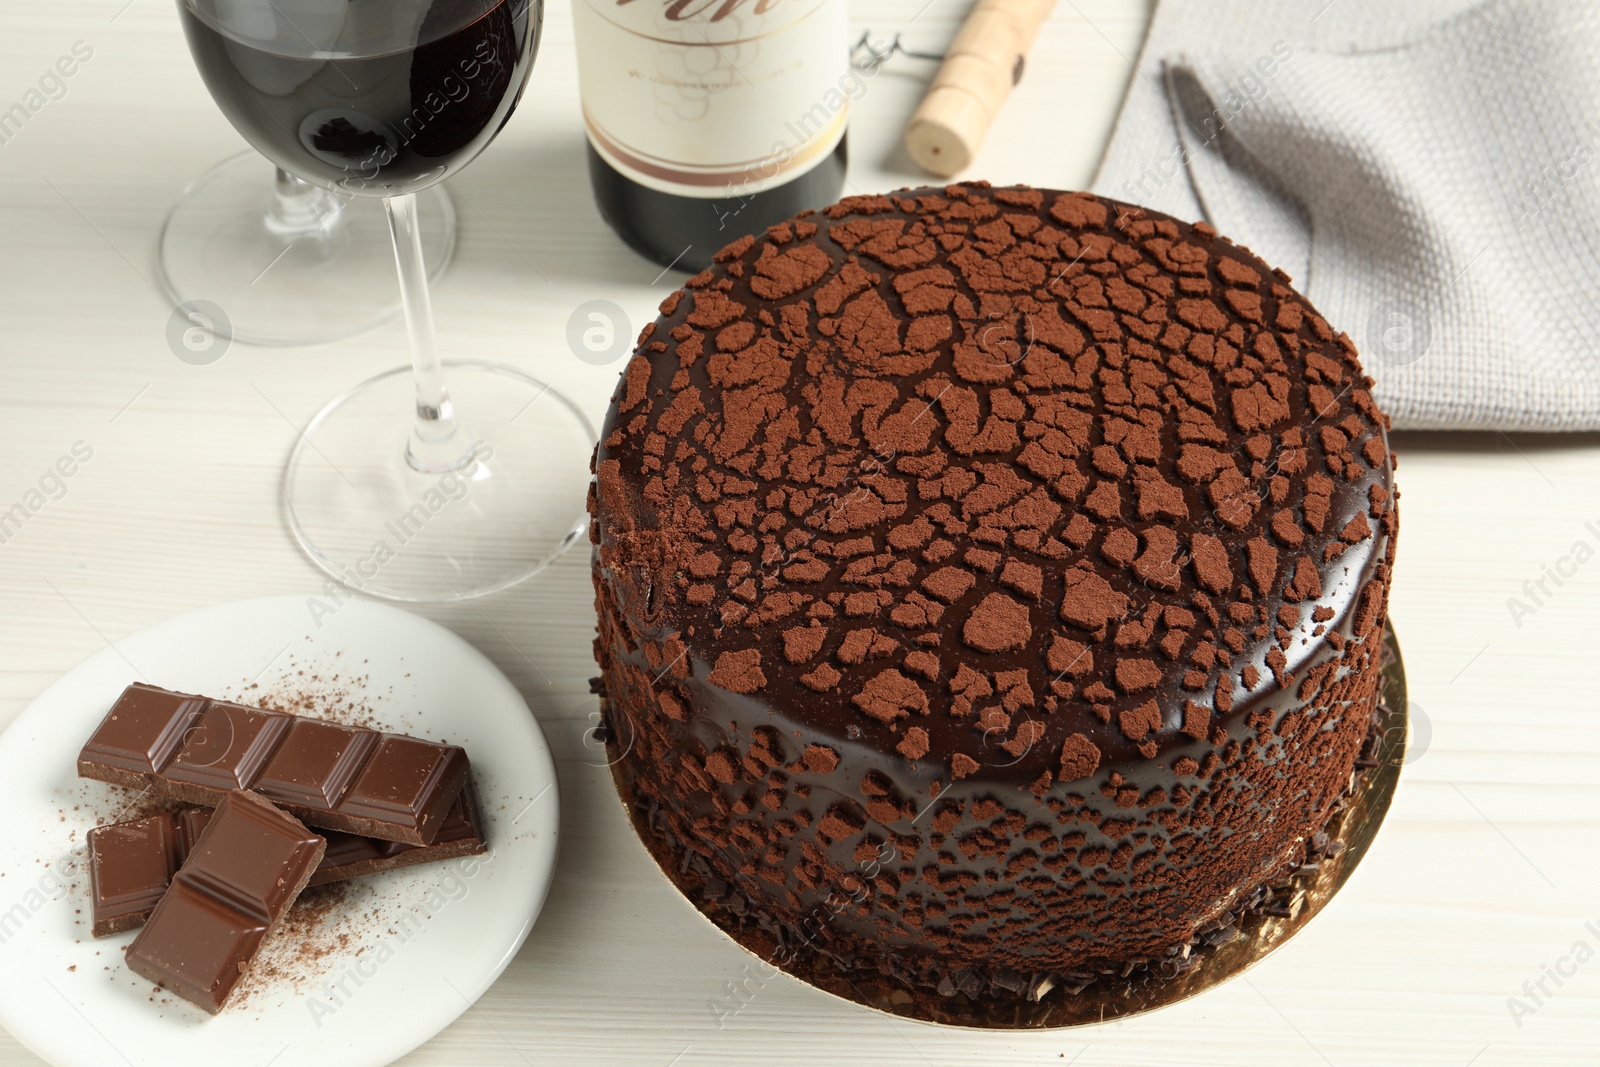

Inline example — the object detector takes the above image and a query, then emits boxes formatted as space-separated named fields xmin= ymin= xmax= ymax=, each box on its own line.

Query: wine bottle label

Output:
xmin=574 ymin=0 xmax=850 ymax=199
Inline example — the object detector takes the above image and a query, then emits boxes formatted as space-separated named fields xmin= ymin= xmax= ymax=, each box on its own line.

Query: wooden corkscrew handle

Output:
xmin=904 ymin=0 xmax=1056 ymax=178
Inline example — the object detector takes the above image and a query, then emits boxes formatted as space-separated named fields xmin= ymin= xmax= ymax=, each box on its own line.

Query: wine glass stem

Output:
xmin=385 ymin=192 xmax=471 ymax=473
xmin=266 ymin=167 xmax=339 ymax=235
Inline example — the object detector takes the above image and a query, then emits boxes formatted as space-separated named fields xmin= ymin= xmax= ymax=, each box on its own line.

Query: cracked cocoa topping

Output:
xmin=589 ymin=184 xmax=1397 ymax=1000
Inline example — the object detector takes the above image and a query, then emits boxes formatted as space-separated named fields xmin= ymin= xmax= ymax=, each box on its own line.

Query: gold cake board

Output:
xmin=605 ymin=626 xmax=1407 ymax=1028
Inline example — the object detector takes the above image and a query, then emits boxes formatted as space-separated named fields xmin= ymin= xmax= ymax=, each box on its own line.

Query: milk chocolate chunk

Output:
xmin=125 ymin=791 xmax=325 ymax=1014
xmin=253 ymin=718 xmax=379 ymax=810
xmin=76 ymin=685 xmax=206 ymax=778
xmin=87 ymin=815 xmax=183 ymax=938
xmin=131 ymin=885 xmax=268 ymax=1011
xmin=87 ymin=790 xmax=487 ymax=937
xmin=164 ymin=702 xmax=293 ymax=794
xmin=333 ymin=735 xmax=470 ymax=844
xmin=79 ymin=684 xmax=471 ymax=845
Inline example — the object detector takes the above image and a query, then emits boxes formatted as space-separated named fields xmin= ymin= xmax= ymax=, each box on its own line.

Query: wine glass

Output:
xmin=157 ymin=154 xmax=456 ymax=347
xmin=177 ymin=0 xmax=596 ymax=601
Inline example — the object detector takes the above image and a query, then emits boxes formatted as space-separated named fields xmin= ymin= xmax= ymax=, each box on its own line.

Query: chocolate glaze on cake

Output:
xmin=590 ymin=184 xmax=1397 ymax=1000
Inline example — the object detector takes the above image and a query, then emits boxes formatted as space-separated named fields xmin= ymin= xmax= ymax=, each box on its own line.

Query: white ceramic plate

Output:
xmin=0 ymin=596 xmax=559 ymax=1067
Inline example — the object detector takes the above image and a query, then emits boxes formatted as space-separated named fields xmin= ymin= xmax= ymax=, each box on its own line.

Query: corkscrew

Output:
xmin=851 ymin=31 xmax=946 ymax=68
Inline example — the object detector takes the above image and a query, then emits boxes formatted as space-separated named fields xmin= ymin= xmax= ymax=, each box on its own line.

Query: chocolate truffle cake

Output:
xmin=589 ymin=184 xmax=1397 ymax=1003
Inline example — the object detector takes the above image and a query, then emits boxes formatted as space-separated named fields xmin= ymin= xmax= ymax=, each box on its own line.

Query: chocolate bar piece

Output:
xmin=79 ymin=683 xmax=470 ymax=846
xmin=87 ymin=807 xmax=190 ymax=939
xmin=88 ymin=789 xmax=487 ymax=937
xmin=125 ymin=790 xmax=325 ymax=1014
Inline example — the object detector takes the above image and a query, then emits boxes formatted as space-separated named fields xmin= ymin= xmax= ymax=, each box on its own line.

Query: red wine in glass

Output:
xmin=177 ymin=0 xmax=598 ymax=602
xmin=178 ymin=0 xmax=535 ymax=195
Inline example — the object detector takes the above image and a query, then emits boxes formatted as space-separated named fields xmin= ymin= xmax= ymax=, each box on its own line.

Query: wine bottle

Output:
xmin=573 ymin=0 xmax=852 ymax=272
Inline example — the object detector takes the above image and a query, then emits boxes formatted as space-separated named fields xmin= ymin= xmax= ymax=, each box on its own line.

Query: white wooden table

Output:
xmin=2 ymin=2 xmax=1598 ymax=1064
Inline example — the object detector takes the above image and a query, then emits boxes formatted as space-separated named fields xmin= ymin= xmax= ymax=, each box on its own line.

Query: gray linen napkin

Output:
xmin=1091 ymin=0 xmax=1600 ymax=430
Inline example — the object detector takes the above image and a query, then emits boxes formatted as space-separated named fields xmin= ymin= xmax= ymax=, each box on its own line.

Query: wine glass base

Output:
xmin=284 ymin=362 xmax=597 ymax=602
xmin=158 ymin=152 xmax=456 ymax=347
